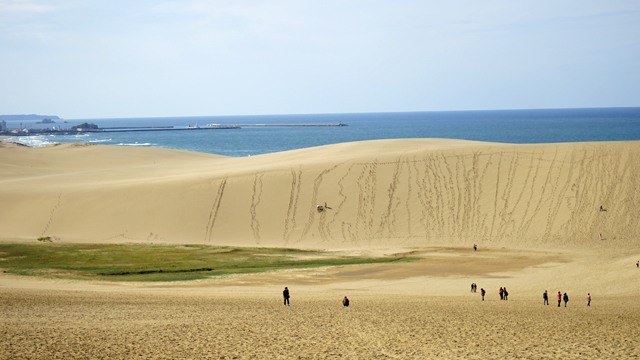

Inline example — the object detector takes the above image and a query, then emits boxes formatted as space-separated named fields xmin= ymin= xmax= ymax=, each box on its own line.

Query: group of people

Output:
xmin=285 ymin=286 xmax=593 ymax=308
xmin=499 ymin=287 xmax=509 ymax=300
xmin=283 ymin=287 xmax=350 ymax=307
xmin=542 ymin=290 xmax=590 ymax=307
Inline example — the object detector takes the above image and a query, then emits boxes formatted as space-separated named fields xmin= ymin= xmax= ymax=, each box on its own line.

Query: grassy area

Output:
xmin=0 ymin=243 xmax=417 ymax=282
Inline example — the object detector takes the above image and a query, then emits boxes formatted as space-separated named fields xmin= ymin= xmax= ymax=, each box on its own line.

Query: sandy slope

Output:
xmin=1 ymin=139 xmax=639 ymax=251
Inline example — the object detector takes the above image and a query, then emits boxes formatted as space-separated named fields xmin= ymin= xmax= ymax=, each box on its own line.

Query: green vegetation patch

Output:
xmin=0 ymin=243 xmax=417 ymax=282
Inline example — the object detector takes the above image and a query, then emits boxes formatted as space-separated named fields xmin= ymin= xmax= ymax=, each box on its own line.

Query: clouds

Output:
xmin=0 ymin=1 xmax=639 ymax=118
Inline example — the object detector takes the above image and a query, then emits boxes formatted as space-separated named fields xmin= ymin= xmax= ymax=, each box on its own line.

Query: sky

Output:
xmin=0 ymin=0 xmax=639 ymax=119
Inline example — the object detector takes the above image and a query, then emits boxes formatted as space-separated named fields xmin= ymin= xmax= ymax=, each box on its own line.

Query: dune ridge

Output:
xmin=1 ymin=139 xmax=639 ymax=251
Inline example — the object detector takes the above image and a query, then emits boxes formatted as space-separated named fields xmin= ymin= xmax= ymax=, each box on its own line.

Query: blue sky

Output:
xmin=1 ymin=0 xmax=638 ymax=119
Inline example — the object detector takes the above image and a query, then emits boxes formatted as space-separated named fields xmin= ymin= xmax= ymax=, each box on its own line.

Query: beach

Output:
xmin=1 ymin=139 xmax=640 ymax=358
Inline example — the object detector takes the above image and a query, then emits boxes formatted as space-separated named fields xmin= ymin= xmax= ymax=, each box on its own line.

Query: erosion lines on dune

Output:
xmin=562 ymin=149 xmax=592 ymax=240
xmin=489 ymin=151 xmax=503 ymax=241
xmin=250 ymin=174 xmax=264 ymax=244
xmin=438 ymin=153 xmax=457 ymax=239
xmin=460 ymin=152 xmax=472 ymax=241
xmin=515 ymin=149 xmax=545 ymax=240
xmin=619 ymin=147 xmax=640 ymax=233
xmin=204 ymin=178 xmax=227 ymax=244
xmin=354 ymin=161 xmax=378 ymax=245
xmin=415 ymin=154 xmax=438 ymax=240
xmin=496 ymin=151 xmax=521 ymax=240
xmin=473 ymin=150 xmax=493 ymax=240
xmin=374 ymin=158 xmax=402 ymax=240
xmin=333 ymin=164 xmax=353 ymax=244
xmin=42 ymin=192 xmax=62 ymax=237
xmin=404 ymin=158 xmax=413 ymax=240
xmin=543 ymin=148 xmax=576 ymax=241
xmin=431 ymin=153 xmax=447 ymax=239
xmin=297 ymin=164 xmax=341 ymax=244
xmin=518 ymin=147 xmax=559 ymax=243
xmin=283 ymin=168 xmax=302 ymax=245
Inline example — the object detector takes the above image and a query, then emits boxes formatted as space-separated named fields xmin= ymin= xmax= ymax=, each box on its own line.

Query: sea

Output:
xmin=4 ymin=107 xmax=640 ymax=157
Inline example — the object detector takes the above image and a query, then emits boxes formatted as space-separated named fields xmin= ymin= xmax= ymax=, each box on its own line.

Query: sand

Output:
xmin=1 ymin=139 xmax=640 ymax=358
xmin=2 ymin=289 xmax=639 ymax=359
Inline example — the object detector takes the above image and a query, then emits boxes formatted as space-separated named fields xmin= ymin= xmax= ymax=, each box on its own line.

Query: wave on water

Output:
xmin=88 ymin=139 xmax=112 ymax=143
xmin=6 ymin=135 xmax=55 ymax=147
xmin=116 ymin=142 xmax=155 ymax=146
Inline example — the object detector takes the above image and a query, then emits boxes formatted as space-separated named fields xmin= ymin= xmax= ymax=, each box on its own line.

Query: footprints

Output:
xmin=198 ymin=143 xmax=640 ymax=248
xmin=204 ymin=178 xmax=227 ymax=244
xmin=250 ymin=174 xmax=263 ymax=244
xmin=41 ymin=192 xmax=62 ymax=237
xmin=283 ymin=169 xmax=302 ymax=245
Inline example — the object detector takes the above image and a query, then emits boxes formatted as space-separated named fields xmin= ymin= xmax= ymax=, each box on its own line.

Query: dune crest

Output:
xmin=1 ymin=139 xmax=639 ymax=250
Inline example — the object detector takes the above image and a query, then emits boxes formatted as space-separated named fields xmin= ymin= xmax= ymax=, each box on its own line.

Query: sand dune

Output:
xmin=1 ymin=139 xmax=639 ymax=251
xmin=2 ymin=139 xmax=640 ymax=359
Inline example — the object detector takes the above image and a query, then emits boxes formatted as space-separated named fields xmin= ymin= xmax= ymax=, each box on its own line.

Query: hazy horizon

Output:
xmin=1 ymin=1 xmax=639 ymax=119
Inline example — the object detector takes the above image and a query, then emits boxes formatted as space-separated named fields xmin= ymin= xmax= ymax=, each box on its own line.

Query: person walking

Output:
xmin=342 ymin=296 xmax=350 ymax=307
xmin=481 ymin=288 xmax=485 ymax=301
xmin=499 ymin=287 xmax=504 ymax=300
xmin=474 ymin=244 xmax=477 ymax=251
xmin=557 ymin=292 xmax=562 ymax=307
xmin=503 ymin=287 xmax=509 ymax=300
xmin=471 ymin=283 xmax=475 ymax=293
xmin=283 ymin=287 xmax=290 ymax=306
xmin=543 ymin=290 xmax=549 ymax=305
xmin=636 ymin=261 xmax=639 ymax=268
xmin=563 ymin=292 xmax=569 ymax=307
xmin=587 ymin=293 xmax=591 ymax=307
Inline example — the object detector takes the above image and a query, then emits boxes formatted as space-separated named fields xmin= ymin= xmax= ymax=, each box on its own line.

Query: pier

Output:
xmin=208 ymin=123 xmax=347 ymax=127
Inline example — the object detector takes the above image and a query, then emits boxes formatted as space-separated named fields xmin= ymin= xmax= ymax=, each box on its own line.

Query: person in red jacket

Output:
xmin=557 ymin=292 xmax=562 ymax=307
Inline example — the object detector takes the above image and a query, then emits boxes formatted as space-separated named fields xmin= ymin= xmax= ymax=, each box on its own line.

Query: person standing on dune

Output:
xmin=563 ymin=293 xmax=569 ymax=307
xmin=557 ymin=292 xmax=562 ymax=307
xmin=543 ymin=290 xmax=549 ymax=305
xmin=283 ymin=287 xmax=290 ymax=306
xmin=481 ymin=288 xmax=485 ymax=301
xmin=587 ymin=293 xmax=591 ymax=307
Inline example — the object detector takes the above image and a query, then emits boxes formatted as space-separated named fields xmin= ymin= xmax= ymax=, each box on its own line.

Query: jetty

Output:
xmin=207 ymin=122 xmax=347 ymax=127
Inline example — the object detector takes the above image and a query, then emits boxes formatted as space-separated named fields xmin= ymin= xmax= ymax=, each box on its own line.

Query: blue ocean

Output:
xmin=5 ymin=107 xmax=640 ymax=157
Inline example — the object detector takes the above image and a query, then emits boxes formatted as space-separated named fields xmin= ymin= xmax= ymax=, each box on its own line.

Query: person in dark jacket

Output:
xmin=283 ymin=287 xmax=290 ymax=306
xmin=342 ymin=296 xmax=350 ymax=307
xmin=563 ymin=292 xmax=569 ymax=307
xmin=543 ymin=290 xmax=549 ymax=305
